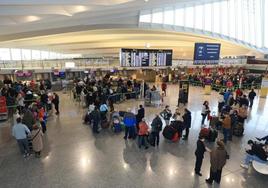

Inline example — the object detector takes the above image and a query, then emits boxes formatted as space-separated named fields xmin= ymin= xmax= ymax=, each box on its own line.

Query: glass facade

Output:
xmin=0 ymin=48 xmax=81 ymax=61
xmin=139 ymin=0 xmax=268 ymax=51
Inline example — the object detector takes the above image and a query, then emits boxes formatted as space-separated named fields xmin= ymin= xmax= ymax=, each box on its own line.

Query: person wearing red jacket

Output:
xmin=138 ymin=118 xmax=149 ymax=149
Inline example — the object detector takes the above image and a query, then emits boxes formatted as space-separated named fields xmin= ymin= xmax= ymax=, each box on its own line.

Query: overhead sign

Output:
xmin=194 ymin=43 xmax=221 ymax=62
xmin=120 ymin=48 xmax=172 ymax=67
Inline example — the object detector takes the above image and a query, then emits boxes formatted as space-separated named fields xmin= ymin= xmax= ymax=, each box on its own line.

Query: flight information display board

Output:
xmin=120 ymin=48 xmax=172 ymax=67
xmin=193 ymin=43 xmax=221 ymax=64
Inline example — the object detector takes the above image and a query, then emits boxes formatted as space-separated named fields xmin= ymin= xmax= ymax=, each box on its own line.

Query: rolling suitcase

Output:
xmin=208 ymin=129 xmax=218 ymax=142
xmin=199 ymin=128 xmax=210 ymax=138
xmin=163 ymin=125 xmax=176 ymax=140
xmin=233 ymin=122 xmax=244 ymax=136
xmin=209 ymin=112 xmax=219 ymax=129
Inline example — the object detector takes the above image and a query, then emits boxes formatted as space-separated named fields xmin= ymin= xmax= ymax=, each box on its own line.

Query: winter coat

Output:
xmin=138 ymin=121 xmax=149 ymax=136
xmin=31 ymin=128 xmax=43 ymax=152
xmin=210 ymin=147 xmax=228 ymax=172
xmin=182 ymin=111 xmax=191 ymax=129
xmin=22 ymin=110 xmax=36 ymax=130
xmin=160 ymin=109 xmax=172 ymax=120
xmin=90 ymin=109 xmax=101 ymax=123
xmin=123 ymin=112 xmax=136 ymax=127
xmin=136 ymin=108 xmax=145 ymax=123
xmin=151 ymin=116 xmax=163 ymax=132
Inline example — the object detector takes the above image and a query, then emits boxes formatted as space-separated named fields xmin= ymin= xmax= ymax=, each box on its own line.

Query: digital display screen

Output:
xmin=120 ymin=48 xmax=172 ymax=67
xmin=193 ymin=43 xmax=221 ymax=64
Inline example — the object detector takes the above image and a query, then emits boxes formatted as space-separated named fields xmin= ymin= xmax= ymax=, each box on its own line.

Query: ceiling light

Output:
xmin=74 ymin=5 xmax=88 ymax=13
xmin=144 ymin=0 xmax=149 ymax=2
xmin=25 ymin=16 xmax=40 ymax=22
xmin=145 ymin=43 xmax=151 ymax=48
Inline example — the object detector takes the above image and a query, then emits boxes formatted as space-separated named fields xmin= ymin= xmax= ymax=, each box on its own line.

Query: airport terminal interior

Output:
xmin=1 ymin=0 xmax=268 ymax=188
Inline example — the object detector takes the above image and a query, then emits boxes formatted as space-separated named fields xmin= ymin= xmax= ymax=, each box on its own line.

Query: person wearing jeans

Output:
xmin=241 ymin=140 xmax=268 ymax=169
xmin=12 ymin=117 xmax=31 ymax=158
xmin=222 ymin=113 xmax=231 ymax=144
xmin=138 ymin=119 xmax=149 ymax=149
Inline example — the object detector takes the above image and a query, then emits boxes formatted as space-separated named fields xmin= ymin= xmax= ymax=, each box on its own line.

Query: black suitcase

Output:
xmin=209 ymin=116 xmax=219 ymax=128
xmin=233 ymin=123 xmax=244 ymax=136
xmin=163 ymin=126 xmax=176 ymax=140
xmin=206 ymin=129 xmax=218 ymax=142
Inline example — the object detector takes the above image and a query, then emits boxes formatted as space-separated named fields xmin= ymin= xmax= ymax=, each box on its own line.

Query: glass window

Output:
xmin=264 ymin=0 xmax=268 ymax=47
xmin=21 ymin=49 xmax=31 ymax=60
xmin=255 ymin=0 xmax=262 ymax=47
xmin=221 ymin=0 xmax=228 ymax=36
xmin=195 ymin=4 xmax=203 ymax=30
xmin=41 ymin=51 xmax=49 ymax=59
xmin=11 ymin=48 xmax=21 ymax=60
xmin=0 ymin=48 xmax=11 ymax=60
xmin=243 ymin=0 xmax=250 ymax=43
xmin=213 ymin=1 xmax=220 ymax=34
xmin=152 ymin=10 xmax=163 ymax=24
xmin=236 ymin=0 xmax=243 ymax=40
xmin=140 ymin=14 xmax=151 ymax=23
xmin=32 ymin=50 xmax=41 ymax=60
xmin=185 ymin=6 xmax=194 ymax=28
xmin=164 ymin=9 xmax=174 ymax=25
xmin=175 ymin=8 xmax=184 ymax=26
xmin=229 ymin=0 xmax=236 ymax=38
xmin=204 ymin=3 xmax=212 ymax=32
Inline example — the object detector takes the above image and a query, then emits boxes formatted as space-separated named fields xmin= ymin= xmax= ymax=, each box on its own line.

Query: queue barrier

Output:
xmin=189 ymin=80 xmax=261 ymax=91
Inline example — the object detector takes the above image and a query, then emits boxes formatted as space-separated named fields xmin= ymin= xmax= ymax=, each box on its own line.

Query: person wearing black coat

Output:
xmin=151 ymin=114 xmax=163 ymax=147
xmin=182 ymin=108 xmax=192 ymax=140
xmin=194 ymin=136 xmax=209 ymax=176
xmin=90 ymin=107 xmax=101 ymax=134
xmin=136 ymin=105 xmax=145 ymax=130
xmin=52 ymin=93 xmax=60 ymax=115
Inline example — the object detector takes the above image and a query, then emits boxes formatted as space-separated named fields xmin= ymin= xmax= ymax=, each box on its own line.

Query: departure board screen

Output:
xmin=120 ymin=48 xmax=172 ymax=67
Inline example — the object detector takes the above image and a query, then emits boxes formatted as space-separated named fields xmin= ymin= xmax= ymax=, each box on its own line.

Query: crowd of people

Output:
xmin=1 ymin=72 xmax=267 ymax=184
xmin=188 ymin=72 xmax=262 ymax=89
xmin=0 ymin=79 xmax=59 ymax=158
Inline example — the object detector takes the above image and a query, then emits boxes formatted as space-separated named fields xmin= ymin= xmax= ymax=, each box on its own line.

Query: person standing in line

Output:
xmin=52 ymin=93 xmax=60 ymax=115
xmin=138 ymin=118 xmax=149 ymax=149
xmin=91 ymin=106 xmax=101 ymax=134
xmin=12 ymin=117 xmax=31 ymax=158
xmin=182 ymin=108 xmax=192 ymax=140
xmin=206 ymin=141 xmax=228 ymax=184
xmin=136 ymin=105 xmax=145 ymax=131
xmin=150 ymin=114 xmax=163 ymax=147
xmin=160 ymin=105 xmax=172 ymax=126
xmin=222 ymin=113 xmax=232 ymax=144
xmin=194 ymin=136 xmax=210 ymax=176
xmin=248 ymin=89 xmax=256 ymax=108
xmin=201 ymin=101 xmax=210 ymax=125
xmin=31 ymin=124 xmax=43 ymax=158
xmin=123 ymin=109 xmax=136 ymax=140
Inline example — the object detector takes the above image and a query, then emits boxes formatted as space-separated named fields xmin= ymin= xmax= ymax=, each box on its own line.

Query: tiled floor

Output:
xmin=0 ymin=84 xmax=268 ymax=188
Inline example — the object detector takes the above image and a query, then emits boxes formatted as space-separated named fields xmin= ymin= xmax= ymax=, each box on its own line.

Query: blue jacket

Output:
xmin=123 ymin=112 xmax=136 ymax=127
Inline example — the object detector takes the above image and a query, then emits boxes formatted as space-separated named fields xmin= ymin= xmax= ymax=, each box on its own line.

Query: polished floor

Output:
xmin=0 ymin=84 xmax=268 ymax=188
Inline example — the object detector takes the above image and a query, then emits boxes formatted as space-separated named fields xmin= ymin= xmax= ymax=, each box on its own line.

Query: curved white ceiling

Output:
xmin=0 ymin=0 xmax=264 ymax=59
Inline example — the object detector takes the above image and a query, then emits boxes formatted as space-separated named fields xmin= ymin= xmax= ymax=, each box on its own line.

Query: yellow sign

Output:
xmin=204 ymin=85 xmax=211 ymax=95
